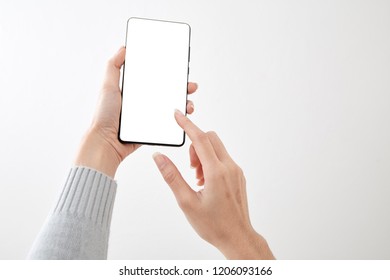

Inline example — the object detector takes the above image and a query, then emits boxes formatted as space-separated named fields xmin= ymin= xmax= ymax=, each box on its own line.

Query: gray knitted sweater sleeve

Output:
xmin=27 ymin=166 xmax=117 ymax=260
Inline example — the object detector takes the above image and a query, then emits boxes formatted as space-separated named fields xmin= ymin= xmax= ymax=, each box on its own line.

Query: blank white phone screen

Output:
xmin=119 ymin=18 xmax=190 ymax=146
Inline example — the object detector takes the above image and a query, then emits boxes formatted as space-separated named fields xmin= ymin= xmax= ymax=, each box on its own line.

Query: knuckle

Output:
xmin=237 ymin=167 xmax=244 ymax=177
xmin=206 ymin=131 xmax=218 ymax=138
xmin=210 ymin=164 xmax=228 ymax=179
xmin=211 ymin=163 xmax=244 ymax=181
xmin=238 ymin=166 xmax=245 ymax=176
xmin=181 ymin=118 xmax=193 ymax=129
xmin=162 ymin=168 xmax=177 ymax=185
xmin=231 ymin=164 xmax=244 ymax=177
xmin=220 ymin=166 xmax=230 ymax=178
xmin=182 ymin=117 xmax=191 ymax=125
xmin=177 ymin=195 xmax=193 ymax=211
xmin=193 ymin=132 xmax=208 ymax=144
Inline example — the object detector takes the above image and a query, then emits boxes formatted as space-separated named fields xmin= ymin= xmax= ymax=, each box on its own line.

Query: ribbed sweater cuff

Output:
xmin=53 ymin=166 xmax=117 ymax=229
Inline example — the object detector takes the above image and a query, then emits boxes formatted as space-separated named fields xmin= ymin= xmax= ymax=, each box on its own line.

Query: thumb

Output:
xmin=102 ymin=46 xmax=125 ymax=90
xmin=153 ymin=152 xmax=198 ymax=210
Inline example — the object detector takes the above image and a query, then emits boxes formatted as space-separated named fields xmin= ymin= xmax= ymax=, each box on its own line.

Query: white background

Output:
xmin=0 ymin=0 xmax=389 ymax=259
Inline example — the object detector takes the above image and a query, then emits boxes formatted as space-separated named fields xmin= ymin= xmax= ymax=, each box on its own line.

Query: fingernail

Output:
xmin=174 ymin=109 xmax=184 ymax=116
xmin=117 ymin=46 xmax=124 ymax=52
xmin=153 ymin=152 xmax=166 ymax=168
xmin=190 ymin=103 xmax=194 ymax=110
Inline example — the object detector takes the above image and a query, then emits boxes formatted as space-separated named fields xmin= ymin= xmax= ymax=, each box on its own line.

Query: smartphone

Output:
xmin=119 ymin=17 xmax=191 ymax=146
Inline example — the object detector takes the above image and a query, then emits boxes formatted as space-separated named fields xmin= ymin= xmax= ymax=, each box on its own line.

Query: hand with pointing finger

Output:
xmin=153 ymin=110 xmax=275 ymax=260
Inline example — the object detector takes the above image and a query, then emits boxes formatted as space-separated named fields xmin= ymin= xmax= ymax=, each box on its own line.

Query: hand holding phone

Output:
xmin=74 ymin=44 xmax=197 ymax=178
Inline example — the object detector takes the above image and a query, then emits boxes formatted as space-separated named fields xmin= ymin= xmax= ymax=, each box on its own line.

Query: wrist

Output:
xmin=217 ymin=228 xmax=275 ymax=260
xmin=74 ymin=127 xmax=121 ymax=178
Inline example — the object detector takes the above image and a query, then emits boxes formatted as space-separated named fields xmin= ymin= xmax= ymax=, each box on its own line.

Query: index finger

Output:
xmin=174 ymin=110 xmax=219 ymax=166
